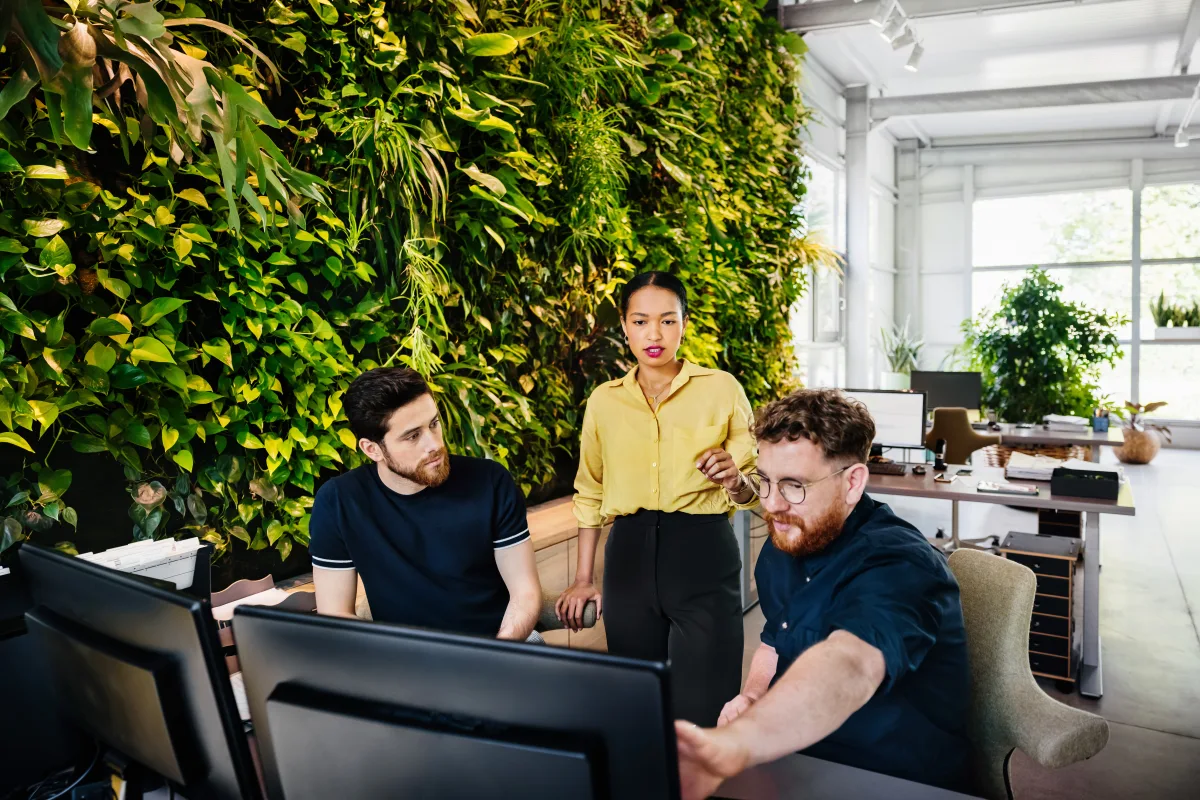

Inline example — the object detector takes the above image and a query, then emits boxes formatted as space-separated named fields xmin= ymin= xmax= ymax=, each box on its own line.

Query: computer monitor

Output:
xmin=910 ymin=371 xmax=983 ymax=411
xmin=233 ymin=606 xmax=680 ymax=800
xmin=17 ymin=544 xmax=259 ymax=800
xmin=843 ymin=389 xmax=928 ymax=450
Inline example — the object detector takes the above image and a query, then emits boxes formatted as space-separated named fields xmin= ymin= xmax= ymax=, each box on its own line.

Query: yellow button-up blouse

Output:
xmin=572 ymin=360 xmax=758 ymax=529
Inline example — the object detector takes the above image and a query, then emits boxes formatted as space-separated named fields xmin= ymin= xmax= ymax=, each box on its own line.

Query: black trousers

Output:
xmin=604 ymin=510 xmax=743 ymax=727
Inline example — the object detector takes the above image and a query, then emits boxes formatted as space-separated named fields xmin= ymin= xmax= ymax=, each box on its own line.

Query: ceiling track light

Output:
xmin=905 ymin=42 xmax=924 ymax=72
xmin=891 ymin=27 xmax=915 ymax=49
xmin=881 ymin=13 xmax=908 ymax=42
xmin=870 ymin=1 xmax=897 ymax=28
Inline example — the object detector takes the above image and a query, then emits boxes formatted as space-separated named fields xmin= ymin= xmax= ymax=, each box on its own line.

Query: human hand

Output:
xmin=696 ymin=448 xmax=743 ymax=493
xmin=554 ymin=580 xmax=602 ymax=632
xmin=717 ymin=693 xmax=756 ymax=727
xmin=675 ymin=720 xmax=751 ymax=800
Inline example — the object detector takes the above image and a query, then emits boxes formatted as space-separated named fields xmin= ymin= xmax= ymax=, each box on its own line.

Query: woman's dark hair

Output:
xmin=344 ymin=367 xmax=431 ymax=443
xmin=620 ymin=271 xmax=688 ymax=318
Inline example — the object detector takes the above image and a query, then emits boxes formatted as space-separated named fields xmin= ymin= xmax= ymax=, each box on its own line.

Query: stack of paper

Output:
xmin=78 ymin=537 xmax=202 ymax=589
xmin=1005 ymin=451 xmax=1063 ymax=481
xmin=1043 ymin=414 xmax=1090 ymax=432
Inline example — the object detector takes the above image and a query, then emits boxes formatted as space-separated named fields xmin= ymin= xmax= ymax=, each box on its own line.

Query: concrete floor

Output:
xmin=740 ymin=447 xmax=1200 ymax=800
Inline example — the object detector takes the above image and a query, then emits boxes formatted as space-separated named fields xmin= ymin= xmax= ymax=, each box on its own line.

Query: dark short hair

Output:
xmin=753 ymin=389 xmax=875 ymax=465
xmin=620 ymin=271 xmax=688 ymax=318
xmin=344 ymin=367 xmax=431 ymax=442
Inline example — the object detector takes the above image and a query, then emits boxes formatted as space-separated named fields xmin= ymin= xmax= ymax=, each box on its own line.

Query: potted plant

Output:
xmin=958 ymin=269 xmax=1126 ymax=423
xmin=1113 ymin=401 xmax=1172 ymax=465
xmin=879 ymin=317 xmax=923 ymax=390
xmin=1150 ymin=292 xmax=1200 ymax=341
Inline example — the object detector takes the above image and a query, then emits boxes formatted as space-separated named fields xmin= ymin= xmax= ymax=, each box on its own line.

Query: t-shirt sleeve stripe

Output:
xmin=493 ymin=528 xmax=529 ymax=545
xmin=493 ymin=528 xmax=530 ymax=549
xmin=312 ymin=555 xmax=355 ymax=569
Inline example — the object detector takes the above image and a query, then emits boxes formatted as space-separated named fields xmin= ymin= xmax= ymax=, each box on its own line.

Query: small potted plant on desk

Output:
xmin=880 ymin=318 xmax=923 ymax=391
xmin=1113 ymin=401 xmax=1172 ymax=465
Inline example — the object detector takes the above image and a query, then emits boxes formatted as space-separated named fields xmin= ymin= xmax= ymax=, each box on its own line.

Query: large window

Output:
xmin=971 ymin=185 xmax=1200 ymax=421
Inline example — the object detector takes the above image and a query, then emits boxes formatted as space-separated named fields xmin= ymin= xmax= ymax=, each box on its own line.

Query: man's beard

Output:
xmin=765 ymin=500 xmax=849 ymax=557
xmin=383 ymin=447 xmax=451 ymax=488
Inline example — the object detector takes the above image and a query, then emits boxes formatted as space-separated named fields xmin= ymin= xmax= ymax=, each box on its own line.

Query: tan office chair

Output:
xmin=948 ymin=550 xmax=1108 ymax=800
xmin=926 ymin=407 xmax=1001 ymax=466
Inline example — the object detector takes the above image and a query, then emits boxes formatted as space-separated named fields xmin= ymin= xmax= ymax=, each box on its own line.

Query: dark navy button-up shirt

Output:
xmin=754 ymin=494 xmax=972 ymax=792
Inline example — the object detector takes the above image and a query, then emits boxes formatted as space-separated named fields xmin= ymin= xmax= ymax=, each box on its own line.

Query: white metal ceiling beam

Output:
xmin=870 ymin=75 xmax=1200 ymax=120
xmin=920 ymin=137 xmax=1200 ymax=166
xmin=781 ymin=0 xmax=1137 ymax=33
xmin=1174 ymin=0 xmax=1200 ymax=73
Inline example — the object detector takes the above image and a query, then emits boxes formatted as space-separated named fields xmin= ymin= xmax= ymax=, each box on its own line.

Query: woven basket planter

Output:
xmin=984 ymin=443 xmax=1093 ymax=468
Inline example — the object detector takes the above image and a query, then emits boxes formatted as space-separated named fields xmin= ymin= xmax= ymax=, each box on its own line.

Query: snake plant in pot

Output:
xmin=879 ymin=318 xmax=923 ymax=390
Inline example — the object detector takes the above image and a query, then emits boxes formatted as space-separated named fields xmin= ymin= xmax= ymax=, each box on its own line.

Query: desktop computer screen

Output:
xmin=18 ymin=544 xmax=259 ymax=800
xmin=233 ymin=605 xmax=680 ymax=800
xmin=910 ymin=371 xmax=983 ymax=411
xmin=843 ymin=390 xmax=928 ymax=449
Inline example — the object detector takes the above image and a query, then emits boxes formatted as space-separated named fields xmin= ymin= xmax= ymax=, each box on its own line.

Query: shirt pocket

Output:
xmin=672 ymin=423 xmax=728 ymax=494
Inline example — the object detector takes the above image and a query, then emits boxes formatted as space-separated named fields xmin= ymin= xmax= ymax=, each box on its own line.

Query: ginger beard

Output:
xmin=383 ymin=446 xmax=450 ymax=488
xmin=765 ymin=497 xmax=850 ymax=557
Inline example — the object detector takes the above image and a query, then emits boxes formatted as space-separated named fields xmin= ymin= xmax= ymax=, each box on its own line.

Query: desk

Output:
xmin=868 ymin=465 xmax=1134 ymax=699
xmin=995 ymin=423 xmax=1124 ymax=461
xmin=717 ymin=753 xmax=982 ymax=800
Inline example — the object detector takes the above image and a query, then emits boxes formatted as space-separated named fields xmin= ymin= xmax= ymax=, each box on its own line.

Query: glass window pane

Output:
xmin=1139 ymin=345 xmax=1200 ymax=420
xmin=813 ymin=266 xmax=843 ymax=343
xmin=1141 ymin=184 xmax=1200 ymax=260
xmin=973 ymin=267 xmax=1132 ymax=339
xmin=974 ymin=190 xmax=1132 ymax=267
xmin=802 ymin=158 xmax=838 ymax=244
xmin=1096 ymin=345 xmax=1131 ymax=410
xmin=1141 ymin=262 xmax=1200 ymax=339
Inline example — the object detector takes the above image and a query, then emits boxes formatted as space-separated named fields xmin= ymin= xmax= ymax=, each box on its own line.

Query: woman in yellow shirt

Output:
xmin=555 ymin=271 xmax=757 ymax=727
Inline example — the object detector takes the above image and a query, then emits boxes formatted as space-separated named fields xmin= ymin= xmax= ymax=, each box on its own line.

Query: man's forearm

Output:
xmin=724 ymin=632 xmax=884 ymax=767
xmin=742 ymin=644 xmax=779 ymax=700
xmin=497 ymin=590 xmax=540 ymax=640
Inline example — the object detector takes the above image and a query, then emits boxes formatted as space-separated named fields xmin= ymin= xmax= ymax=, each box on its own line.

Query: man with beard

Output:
xmin=308 ymin=367 xmax=542 ymax=641
xmin=674 ymin=389 xmax=970 ymax=799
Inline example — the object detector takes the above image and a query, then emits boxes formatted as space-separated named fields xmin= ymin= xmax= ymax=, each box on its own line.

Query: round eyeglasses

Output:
xmin=745 ymin=465 xmax=854 ymax=506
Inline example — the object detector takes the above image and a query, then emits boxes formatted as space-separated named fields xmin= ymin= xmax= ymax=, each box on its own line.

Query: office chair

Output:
xmin=925 ymin=407 xmax=1004 ymax=552
xmin=948 ymin=550 xmax=1108 ymax=800
xmin=926 ymin=407 xmax=1001 ymax=466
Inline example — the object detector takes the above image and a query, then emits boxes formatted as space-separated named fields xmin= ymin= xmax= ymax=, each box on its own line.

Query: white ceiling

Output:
xmin=799 ymin=0 xmax=1200 ymax=140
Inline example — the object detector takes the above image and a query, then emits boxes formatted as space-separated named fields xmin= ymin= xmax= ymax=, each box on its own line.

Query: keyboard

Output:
xmin=867 ymin=462 xmax=908 ymax=476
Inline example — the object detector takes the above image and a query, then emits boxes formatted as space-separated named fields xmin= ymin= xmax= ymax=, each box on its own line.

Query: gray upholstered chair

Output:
xmin=948 ymin=549 xmax=1109 ymax=800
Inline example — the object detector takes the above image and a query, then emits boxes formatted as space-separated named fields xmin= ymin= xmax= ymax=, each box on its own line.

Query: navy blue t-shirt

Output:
xmin=308 ymin=456 xmax=530 ymax=637
xmin=755 ymin=494 xmax=971 ymax=792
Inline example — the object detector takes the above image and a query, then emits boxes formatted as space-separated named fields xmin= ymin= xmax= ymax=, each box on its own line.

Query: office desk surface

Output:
xmin=995 ymin=423 xmax=1124 ymax=449
xmin=717 ymin=753 xmax=983 ymax=800
xmin=868 ymin=465 xmax=1135 ymax=516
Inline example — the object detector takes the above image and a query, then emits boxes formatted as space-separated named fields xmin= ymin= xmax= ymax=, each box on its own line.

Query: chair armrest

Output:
xmin=1008 ymin=682 xmax=1110 ymax=768
xmin=536 ymin=594 xmax=596 ymax=632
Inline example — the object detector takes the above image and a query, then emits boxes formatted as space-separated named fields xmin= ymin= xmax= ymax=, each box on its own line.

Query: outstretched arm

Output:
xmin=495 ymin=539 xmax=542 ymax=641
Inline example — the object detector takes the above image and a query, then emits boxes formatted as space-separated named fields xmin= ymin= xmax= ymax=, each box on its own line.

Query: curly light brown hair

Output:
xmin=754 ymin=389 xmax=876 ymax=465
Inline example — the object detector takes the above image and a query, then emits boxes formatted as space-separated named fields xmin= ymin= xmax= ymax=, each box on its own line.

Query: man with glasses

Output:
xmin=674 ymin=389 xmax=970 ymax=799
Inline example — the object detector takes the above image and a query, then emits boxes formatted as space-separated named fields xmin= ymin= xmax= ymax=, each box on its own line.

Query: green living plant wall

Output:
xmin=0 ymin=0 xmax=822 ymax=574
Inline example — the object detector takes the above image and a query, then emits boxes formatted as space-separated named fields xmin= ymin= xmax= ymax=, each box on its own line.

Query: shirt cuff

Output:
xmin=493 ymin=528 xmax=530 ymax=550
xmin=572 ymin=501 xmax=605 ymax=530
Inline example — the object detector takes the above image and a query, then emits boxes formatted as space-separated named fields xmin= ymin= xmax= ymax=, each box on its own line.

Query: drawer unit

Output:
xmin=1000 ymin=532 xmax=1080 ymax=685
xmin=1031 ymin=594 xmax=1070 ymax=619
